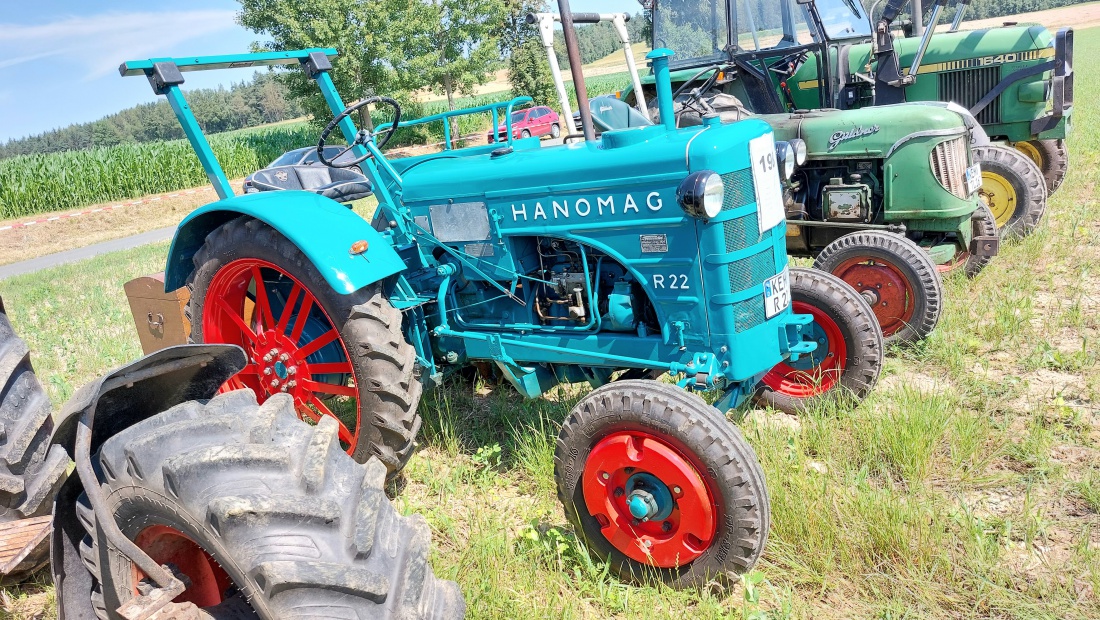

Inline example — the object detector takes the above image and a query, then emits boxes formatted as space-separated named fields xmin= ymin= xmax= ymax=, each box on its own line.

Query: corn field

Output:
xmin=0 ymin=73 xmax=635 ymax=220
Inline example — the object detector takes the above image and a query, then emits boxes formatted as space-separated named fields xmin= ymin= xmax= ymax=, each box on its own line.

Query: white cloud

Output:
xmin=0 ymin=10 xmax=239 ymax=80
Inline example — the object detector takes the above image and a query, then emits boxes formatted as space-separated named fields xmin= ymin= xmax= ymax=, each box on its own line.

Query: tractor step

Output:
xmin=0 ymin=515 xmax=51 ymax=582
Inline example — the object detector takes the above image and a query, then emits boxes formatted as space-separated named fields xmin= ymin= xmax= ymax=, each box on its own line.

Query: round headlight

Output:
xmin=775 ymin=141 xmax=796 ymax=180
xmin=677 ymin=171 xmax=724 ymax=219
xmin=789 ymin=138 xmax=807 ymax=165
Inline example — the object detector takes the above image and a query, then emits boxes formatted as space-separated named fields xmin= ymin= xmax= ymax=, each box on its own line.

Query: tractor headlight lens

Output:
xmin=789 ymin=138 xmax=807 ymax=165
xmin=775 ymin=141 xmax=797 ymax=180
xmin=677 ymin=171 xmax=724 ymax=219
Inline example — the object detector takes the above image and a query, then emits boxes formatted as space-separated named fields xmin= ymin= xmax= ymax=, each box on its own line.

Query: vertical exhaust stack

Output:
xmin=647 ymin=48 xmax=677 ymax=131
xmin=557 ymin=0 xmax=595 ymax=141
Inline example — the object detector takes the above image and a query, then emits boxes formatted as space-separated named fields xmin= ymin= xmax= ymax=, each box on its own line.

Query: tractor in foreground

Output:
xmin=112 ymin=0 xmax=887 ymax=591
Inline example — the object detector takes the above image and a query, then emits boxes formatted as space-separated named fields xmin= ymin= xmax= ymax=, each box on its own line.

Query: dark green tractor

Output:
xmin=642 ymin=0 xmax=1072 ymax=237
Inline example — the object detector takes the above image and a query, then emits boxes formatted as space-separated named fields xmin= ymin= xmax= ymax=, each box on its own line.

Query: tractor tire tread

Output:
xmin=975 ymin=144 xmax=1047 ymax=238
xmin=81 ymin=390 xmax=463 ymax=620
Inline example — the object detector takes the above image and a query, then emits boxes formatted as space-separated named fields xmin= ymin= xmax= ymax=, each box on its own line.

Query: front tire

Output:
xmin=555 ymin=380 xmax=769 ymax=589
xmin=814 ymin=231 xmax=943 ymax=346
xmin=974 ymin=145 xmax=1047 ymax=238
xmin=77 ymin=390 xmax=464 ymax=620
xmin=520 ymin=129 xmax=531 ymax=139
xmin=754 ymin=268 xmax=882 ymax=415
xmin=187 ymin=218 xmax=422 ymax=476
xmin=550 ymin=123 xmax=561 ymax=139
xmin=1015 ymin=139 xmax=1068 ymax=195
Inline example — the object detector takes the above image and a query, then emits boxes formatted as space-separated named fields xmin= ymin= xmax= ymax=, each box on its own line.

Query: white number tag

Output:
xmin=750 ymin=133 xmax=786 ymax=234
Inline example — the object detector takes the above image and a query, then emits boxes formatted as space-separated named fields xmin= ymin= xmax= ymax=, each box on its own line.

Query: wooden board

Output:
xmin=0 ymin=515 xmax=51 ymax=580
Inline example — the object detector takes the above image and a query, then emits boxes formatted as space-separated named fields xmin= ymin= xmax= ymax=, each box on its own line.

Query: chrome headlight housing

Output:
xmin=775 ymin=141 xmax=797 ymax=180
xmin=789 ymin=138 xmax=807 ymax=165
xmin=677 ymin=171 xmax=724 ymax=219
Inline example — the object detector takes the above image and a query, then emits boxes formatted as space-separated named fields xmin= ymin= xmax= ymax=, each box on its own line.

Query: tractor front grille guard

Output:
xmin=930 ymin=136 xmax=971 ymax=199
xmin=716 ymin=167 xmax=775 ymax=333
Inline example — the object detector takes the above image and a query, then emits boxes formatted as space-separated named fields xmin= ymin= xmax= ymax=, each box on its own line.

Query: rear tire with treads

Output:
xmin=79 ymin=390 xmax=463 ymax=620
xmin=974 ymin=145 xmax=1047 ymax=238
xmin=0 ymin=297 xmax=69 ymax=581
xmin=1015 ymin=139 xmax=1068 ymax=195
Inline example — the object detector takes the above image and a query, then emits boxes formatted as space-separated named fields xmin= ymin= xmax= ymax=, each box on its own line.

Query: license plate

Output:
xmin=965 ymin=163 xmax=982 ymax=195
xmin=763 ymin=268 xmax=791 ymax=319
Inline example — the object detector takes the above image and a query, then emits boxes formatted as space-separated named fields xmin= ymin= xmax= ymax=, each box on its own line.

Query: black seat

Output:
xmin=250 ymin=165 xmax=374 ymax=203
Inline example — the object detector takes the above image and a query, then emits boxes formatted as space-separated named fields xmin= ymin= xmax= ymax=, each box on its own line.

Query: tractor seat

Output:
xmin=250 ymin=165 xmax=374 ymax=203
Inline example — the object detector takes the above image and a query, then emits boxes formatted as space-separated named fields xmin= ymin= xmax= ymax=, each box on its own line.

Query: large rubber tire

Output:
xmin=1015 ymin=139 xmax=1069 ymax=195
xmin=813 ymin=231 xmax=943 ymax=346
xmin=550 ymin=123 xmax=561 ymax=139
xmin=187 ymin=217 xmax=422 ymax=476
xmin=555 ymin=380 xmax=769 ymax=589
xmin=974 ymin=144 xmax=1048 ymax=238
xmin=77 ymin=390 xmax=463 ymax=620
xmin=941 ymin=202 xmax=998 ymax=279
xmin=754 ymin=268 xmax=882 ymax=415
xmin=0 ymin=298 xmax=69 ymax=582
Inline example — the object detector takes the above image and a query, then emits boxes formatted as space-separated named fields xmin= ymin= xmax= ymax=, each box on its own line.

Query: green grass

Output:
xmin=2 ymin=27 xmax=1100 ymax=620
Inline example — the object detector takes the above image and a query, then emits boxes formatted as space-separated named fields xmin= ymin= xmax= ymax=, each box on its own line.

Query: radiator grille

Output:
xmin=939 ymin=67 xmax=1002 ymax=125
xmin=721 ymin=168 xmax=762 ymax=252
xmin=727 ymin=247 xmax=775 ymax=295
xmin=732 ymin=296 xmax=766 ymax=333
xmin=930 ymin=136 xmax=971 ymax=199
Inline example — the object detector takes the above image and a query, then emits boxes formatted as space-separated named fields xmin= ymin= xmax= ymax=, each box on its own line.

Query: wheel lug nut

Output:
xmin=673 ymin=486 xmax=682 ymax=495
xmin=601 ymin=472 xmax=610 ymax=480
xmin=280 ymin=385 xmax=289 ymax=392
xmin=263 ymin=353 xmax=274 ymax=363
xmin=279 ymin=353 xmax=290 ymax=362
xmin=263 ymin=368 xmax=273 ymax=376
xmin=614 ymin=488 xmax=625 ymax=498
xmin=662 ymin=521 xmax=672 ymax=532
xmin=269 ymin=379 xmax=279 ymax=388
xmin=287 ymin=380 xmax=297 ymax=389
xmin=287 ymin=366 xmax=297 ymax=376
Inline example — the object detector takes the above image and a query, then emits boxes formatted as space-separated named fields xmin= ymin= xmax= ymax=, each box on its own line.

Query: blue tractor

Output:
xmin=96 ymin=8 xmax=881 ymax=604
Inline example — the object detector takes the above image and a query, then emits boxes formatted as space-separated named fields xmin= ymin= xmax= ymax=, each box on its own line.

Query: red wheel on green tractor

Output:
xmin=814 ymin=231 xmax=943 ymax=346
xmin=754 ymin=268 xmax=882 ymax=414
xmin=938 ymin=202 xmax=998 ymax=279
xmin=555 ymin=380 xmax=769 ymax=588
xmin=186 ymin=217 xmax=423 ymax=476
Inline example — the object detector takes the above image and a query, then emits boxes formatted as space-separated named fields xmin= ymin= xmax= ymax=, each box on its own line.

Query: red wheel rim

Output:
xmin=830 ymin=257 xmax=915 ymax=337
xmin=581 ymin=431 xmax=717 ymax=567
xmin=132 ymin=525 xmax=233 ymax=607
xmin=203 ymin=258 xmax=361 ymax=452
xmin=761 ymin=300 xmax=847 ymax=398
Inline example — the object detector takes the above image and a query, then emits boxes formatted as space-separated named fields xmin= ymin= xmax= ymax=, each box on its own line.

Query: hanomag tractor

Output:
xmin=109 ymin=1 xmax=884 ymax=593
xmin=605 ymin=0 xmax=997 ymax=351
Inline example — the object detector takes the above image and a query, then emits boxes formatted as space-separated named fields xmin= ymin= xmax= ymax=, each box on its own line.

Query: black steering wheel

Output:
xmin=317 ymin=96 xmax=402 ymax=168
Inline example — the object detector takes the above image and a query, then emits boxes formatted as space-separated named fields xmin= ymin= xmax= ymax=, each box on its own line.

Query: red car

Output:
xmin=487 ymin=106 xmax=562 ymax=143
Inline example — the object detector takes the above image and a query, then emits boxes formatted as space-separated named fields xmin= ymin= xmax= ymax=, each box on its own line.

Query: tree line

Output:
xmin=0 ymin=73 xmax=302 ymax=160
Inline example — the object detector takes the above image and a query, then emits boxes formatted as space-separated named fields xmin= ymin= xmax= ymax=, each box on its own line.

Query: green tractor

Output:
xmin=646 ymin=0 xmax=1072 ymax=236
xmin=559 ymin=4 xmax=996 ymax=355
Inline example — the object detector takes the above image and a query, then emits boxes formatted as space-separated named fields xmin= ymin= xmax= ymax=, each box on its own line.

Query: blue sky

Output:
xmin=0 ymin=0 xmax=640 ymax=143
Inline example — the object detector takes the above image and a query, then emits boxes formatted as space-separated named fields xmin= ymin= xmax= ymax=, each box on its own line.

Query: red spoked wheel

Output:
xmin=132 ymin=525 xmax=233 ymax=608
xmin=813 ymin=231 xmax=943 ymax=345
xmin=829 ymin=257 xmax=914 ymax=338
xmin=203 ymin=258 xmax=360 ymax=451
xmin=753 ymin=268 xmax=883 ymax=415
xmin=581 ymin=431 xmax=717 ymax=567
xmin=760 ymin=300 xmax=846 ymax=398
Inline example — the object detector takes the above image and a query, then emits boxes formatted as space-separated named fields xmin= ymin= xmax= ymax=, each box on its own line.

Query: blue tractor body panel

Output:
xmin=164 ymin=191 xmax=405 ymax=293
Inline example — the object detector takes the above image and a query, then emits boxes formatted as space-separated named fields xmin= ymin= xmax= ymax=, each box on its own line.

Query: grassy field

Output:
xmin=1 ymin=30 xmax=1098 ymax=620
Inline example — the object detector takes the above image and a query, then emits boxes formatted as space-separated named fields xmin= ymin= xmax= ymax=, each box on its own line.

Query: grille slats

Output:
xmin=939 ymin=67 xmax=1002 ymax=125
xmin=717 ymin=167 xmax=776 ymax=333
xmin=930 ymin=136 xmax=970 ymax=199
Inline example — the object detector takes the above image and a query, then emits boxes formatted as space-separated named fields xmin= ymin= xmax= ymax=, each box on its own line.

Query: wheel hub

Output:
xmin=253 ymin=333 xmax=305 ymax=398
xmin=581 ymin=431 xmax=716 ymax=567
xmin=832 ymin=261 xmax=914 ymax=335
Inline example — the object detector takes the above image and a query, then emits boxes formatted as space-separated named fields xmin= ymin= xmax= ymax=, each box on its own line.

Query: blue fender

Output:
xmin=163 ymin=191 xmax=406 ymax=294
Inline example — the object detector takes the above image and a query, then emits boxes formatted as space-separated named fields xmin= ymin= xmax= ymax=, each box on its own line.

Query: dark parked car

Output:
xmin=243 ymin=146 xmax=361 ymax=193
xmin=487 ymin=106 xmax=561 ymax=143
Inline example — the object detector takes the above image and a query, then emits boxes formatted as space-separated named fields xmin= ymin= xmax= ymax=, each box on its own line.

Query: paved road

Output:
xmin=0 ymin=226 xmax=176 ymax=281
